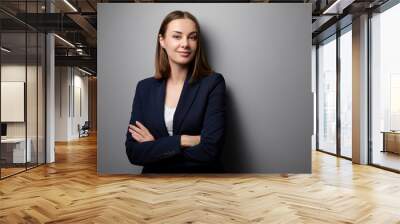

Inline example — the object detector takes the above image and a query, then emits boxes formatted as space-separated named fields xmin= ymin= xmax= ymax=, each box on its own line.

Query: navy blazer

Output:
xmin=125 ymin=72 xmax=226 ymax=173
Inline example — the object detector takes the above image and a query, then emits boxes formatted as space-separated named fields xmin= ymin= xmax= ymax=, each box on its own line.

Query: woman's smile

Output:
xmin=178 ymin=51 xmax=191 ymax=57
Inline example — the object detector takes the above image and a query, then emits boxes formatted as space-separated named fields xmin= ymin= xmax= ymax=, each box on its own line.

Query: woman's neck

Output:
xmin=169 ymin=62 xmax=188 ymax=85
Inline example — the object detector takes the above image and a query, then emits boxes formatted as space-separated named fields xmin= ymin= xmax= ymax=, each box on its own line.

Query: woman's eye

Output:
xmin=173 ymin=35 xmax=181 ymax=39
xmin=190 ymin=36 xmax=197 ymax=40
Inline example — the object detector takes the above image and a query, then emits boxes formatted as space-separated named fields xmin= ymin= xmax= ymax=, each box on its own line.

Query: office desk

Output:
xmin=1 ymin=138 xmax=31 ymax=163
xmin=381 ymin=131 xmax=400 ymax=154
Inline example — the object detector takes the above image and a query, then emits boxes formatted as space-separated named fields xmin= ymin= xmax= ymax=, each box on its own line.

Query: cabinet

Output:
xmin=382 ymin=131 xmax=400 ymax=154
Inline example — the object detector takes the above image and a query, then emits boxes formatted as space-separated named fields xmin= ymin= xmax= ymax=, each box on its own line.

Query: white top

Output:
xmin=164 ymin=105 xmax=176 ymax=136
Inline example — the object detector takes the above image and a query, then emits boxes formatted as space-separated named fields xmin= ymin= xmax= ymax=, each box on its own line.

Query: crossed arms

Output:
xmin=125 ymin=74 xmax=226 ymax=166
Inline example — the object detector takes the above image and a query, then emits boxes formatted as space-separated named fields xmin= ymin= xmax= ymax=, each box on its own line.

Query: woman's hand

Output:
xmin=180 ymin=135 xmax=201 ymax=148
xmin=128 ymin=121 xmax=155 ymax=143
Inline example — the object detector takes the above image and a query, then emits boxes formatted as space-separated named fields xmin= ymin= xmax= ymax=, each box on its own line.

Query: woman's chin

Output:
xmin=172 ymin=59 xmax=193 ymax=66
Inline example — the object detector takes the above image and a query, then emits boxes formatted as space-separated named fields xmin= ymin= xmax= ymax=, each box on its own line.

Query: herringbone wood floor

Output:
xmin=1 ymin=133 xmax=400 ymax=223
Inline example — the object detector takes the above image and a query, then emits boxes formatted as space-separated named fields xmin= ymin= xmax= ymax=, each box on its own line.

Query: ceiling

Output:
xmin=0 ymin=0 xmax=391 ymax=75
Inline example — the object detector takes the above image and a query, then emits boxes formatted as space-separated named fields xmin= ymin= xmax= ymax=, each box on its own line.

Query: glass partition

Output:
xmin=317 ymin=35 xmax=337 ymax=155
xmin=0 ymin=1 xmax=46 ymax=179
xmin=1 ymin=31 xmax=28 ymax=177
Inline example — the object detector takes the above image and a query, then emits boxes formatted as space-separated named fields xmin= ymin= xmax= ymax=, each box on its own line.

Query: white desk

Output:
xmin=1 ymin=138 xmax=31 ymax=163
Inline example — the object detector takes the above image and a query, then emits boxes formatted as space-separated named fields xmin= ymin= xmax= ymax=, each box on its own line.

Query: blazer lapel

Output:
xmin=156 ymin=79 xmax=169 ymax=136
xmin=156 ymin=74 xmax=200 ymax=136
xmin=173 ymin=74 xmax=200 ymax=134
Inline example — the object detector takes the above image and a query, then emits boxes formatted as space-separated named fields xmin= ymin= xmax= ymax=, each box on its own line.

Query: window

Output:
xmin=318 ymin=36 xmax=337 ymax=154
xmin=371 ymin=2 xmax=400 ymax=171
xmin=340 ymin=28 xmax=352 ymax=158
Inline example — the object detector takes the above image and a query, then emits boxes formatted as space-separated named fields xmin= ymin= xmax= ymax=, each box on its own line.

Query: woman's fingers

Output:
xmin=193 ymin=135 xmax=200 ymax=146
xmin=196 ymin=135 xmax=201 ymax=145
xmin=130 ymin=124 xmax=146 ymax=137
xmin=129 ymin=123 xmax=154 ymax=142
xmin=136 ymin=121 xmax=151 ymax=135
xmin=129 ymin=125 xmax=144 ymax=142
xmin=132 ymin=131 xmax=143 ymax=142
xmin=133 ymin=122 xmax=155 ymax=141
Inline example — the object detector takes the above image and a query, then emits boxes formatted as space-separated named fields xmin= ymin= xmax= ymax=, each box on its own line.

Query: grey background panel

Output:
xmin=98 ymin=3 xmax=312 ymax=174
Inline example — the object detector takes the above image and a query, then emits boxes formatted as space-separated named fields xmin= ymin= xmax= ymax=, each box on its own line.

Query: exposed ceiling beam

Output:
xmin=312 ymin=15 xmax=335 ymax=33
xmin=55 ymin=55 xmax=96 ymax=70
xmin=86 ymin=0 xmax=97 ymax=12
xmin=66 ymin=13 xmax=97 ymax=38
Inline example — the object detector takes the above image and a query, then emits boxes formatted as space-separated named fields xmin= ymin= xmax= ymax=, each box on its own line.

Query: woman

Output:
xmin=125 ymin=10 xmax=226 ymax=173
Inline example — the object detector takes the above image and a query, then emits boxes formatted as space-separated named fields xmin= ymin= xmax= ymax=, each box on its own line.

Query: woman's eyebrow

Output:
xmin=172 ymin=31 xmax=198 ymax=35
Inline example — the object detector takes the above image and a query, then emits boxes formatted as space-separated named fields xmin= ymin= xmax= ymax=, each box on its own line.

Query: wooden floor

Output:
xmin=1 ymin=163 xmax=46 ymax=178
xmin=0 ymin=167 xmax=26 ymax=178
xmin=372 ymin=150 xmax=400 ymax=171
xmin=1 ymin=134 xmax=400 ymax=223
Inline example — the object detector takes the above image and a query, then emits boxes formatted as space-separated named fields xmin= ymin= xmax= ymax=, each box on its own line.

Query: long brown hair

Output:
xmin=155 ymin=10 xmax=213 ymax=84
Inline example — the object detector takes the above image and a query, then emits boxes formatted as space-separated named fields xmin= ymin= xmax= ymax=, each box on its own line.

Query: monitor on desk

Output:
xmin=1 ymin=123 xmax=7 ymax=138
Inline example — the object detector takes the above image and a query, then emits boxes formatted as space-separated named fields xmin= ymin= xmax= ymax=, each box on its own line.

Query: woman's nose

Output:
xmin=180 ymin=37 xmax=189 ymax=48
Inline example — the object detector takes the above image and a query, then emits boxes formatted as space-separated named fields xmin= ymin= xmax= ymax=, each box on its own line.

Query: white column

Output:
xmin=45 ymin=1 xmax=55 ymax=163
xmin=46 ymin=33 xmax=55 ymax=163
xmin=352 ymin=14 xmax=369 ymax=164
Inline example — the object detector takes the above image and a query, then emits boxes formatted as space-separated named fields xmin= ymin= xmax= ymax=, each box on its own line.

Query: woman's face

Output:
xmin=159 ymin=18 xmax=198 ymax=67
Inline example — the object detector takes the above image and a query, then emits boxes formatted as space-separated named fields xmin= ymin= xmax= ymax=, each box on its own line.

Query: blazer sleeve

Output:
xmin=182 ymin=74 xmax=226 ymax=163
xmin=125 ymin=81 xmax=182 ymax=166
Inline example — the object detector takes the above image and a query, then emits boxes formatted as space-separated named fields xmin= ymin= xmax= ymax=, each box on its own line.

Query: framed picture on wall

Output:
xmin=1 ymin=81 xmax=25 ymax=122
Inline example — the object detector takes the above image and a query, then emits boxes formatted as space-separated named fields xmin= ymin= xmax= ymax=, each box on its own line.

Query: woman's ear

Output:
xmin=159 ymin=34 xmax=165 ymax=48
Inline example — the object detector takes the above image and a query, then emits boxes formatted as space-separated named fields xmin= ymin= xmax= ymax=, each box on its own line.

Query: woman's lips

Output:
xmin=178 ymin=52 xmax=190 ymax=57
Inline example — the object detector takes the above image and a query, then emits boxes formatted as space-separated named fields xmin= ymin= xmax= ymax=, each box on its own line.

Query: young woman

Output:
xmin=125 ymin=10 xmax=226 ymax=173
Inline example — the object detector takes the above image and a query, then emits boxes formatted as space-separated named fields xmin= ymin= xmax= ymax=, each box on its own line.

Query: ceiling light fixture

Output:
xmin=63 ymin=0 xmax=78 ymax=12
xmin=323 ymin=0 xmax=342 ymax=14
xmin=1 ymin=47 xmax=11 ymax=53
xmin=78 ymin=67 xmax=92 ymax=76
xmin=322 ymin=0 xmax=354 ymax=15
xmin=76 ymin=48 xmax=84 ymax=55
xmin=54 ymin=34 xmax=75 ymax=48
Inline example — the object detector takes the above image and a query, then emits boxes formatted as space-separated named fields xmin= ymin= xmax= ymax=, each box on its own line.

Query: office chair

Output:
xmin=79 ymin=121 xmax=90 ymax=138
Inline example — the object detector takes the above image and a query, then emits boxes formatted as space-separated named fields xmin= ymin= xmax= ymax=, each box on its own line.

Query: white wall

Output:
xmin=55 ymin=66 xmax=89 ymax=141
xmin=1 ymin=66 xmax=26 ymax=136
xmin=71 ymin=72 xmax=89 ymax=138
xmin=55 ymin=66 xmax=69 ymax=141
xmin=1 ymin=65 xmax=39 ymax=138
